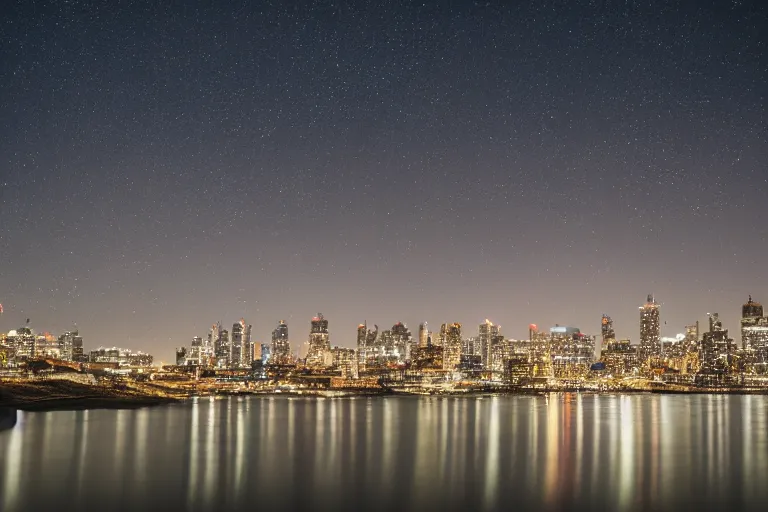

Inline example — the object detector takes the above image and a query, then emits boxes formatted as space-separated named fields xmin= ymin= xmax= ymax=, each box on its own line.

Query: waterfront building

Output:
xmin=175 ymin=347 xmax=188 ymax=366
xmin=389 ymin=322 xmax=411 ymax=364
xmin=639 ymin=295 xmax=661 ymax=364
xmin=306 ymin=313 xmax=330 ymax=367
xmin=601 ymin=314 xmax=615 ymax=354
xmin=270 ymin=320 xmax=290 ymax=365
xmin=478 ymin=319 xmax=500 ymax=369
xmin=330 ymin=346 xmax=356 ymax=378
xmin=741 ymin=296 xmax=768 ymax=373
xmin=442 ymin=322 xmax=462 ymax=370
xmin=7 ymin=327 xmax=35 ymax=360
xmin=89 ymin=347 xmax=153 ymax=366
xmin=549 ymin=326 xmax=595 ymax=378
xmin=600 ymin=338 xmax=638 ymax=376
xmin=698 ymin=313 xmax=737 ymax=384
xmin=418 ymin=322 xmax=429 ymax=348
xmin=231 ymin=319 xmax=253 ymax=368
xmin=57 ymin=330 xmax=82 ymax=362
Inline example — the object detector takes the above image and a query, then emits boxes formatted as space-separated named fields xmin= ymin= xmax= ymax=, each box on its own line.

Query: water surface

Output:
xmin=2 ymin=393 xmax=767 ymax=511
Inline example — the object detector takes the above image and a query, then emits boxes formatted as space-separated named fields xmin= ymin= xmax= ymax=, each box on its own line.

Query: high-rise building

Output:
xmin=601 ymin=314 xmax=615 ymax=353
xmin=271 ymin=320 xmax=290 ymax=364
xmin=741 ymin=296 xmax=768 ymax=373
xmin=390 ymin=322 xmax=411 ymax=363
xmin=418 ymin=322 xmax=429 ymax=348
xmin=478 ymin=319 xmax=500 ymax=369
xmin=175 ymin=347 xmax=188 ymax=366
xmin=639 ymin=295 xmax=661 ymax=363
xmin=58 ymin=330 xmax=82 ymax=362
xmin=698 ymin=313 xmax=737 ymax=382
xmin=306 ymin=313 xmax=330 ymax=367
xmin=189 ymin=336 xmax=203 ymax=365
xmin=231 ymin=319 xmax=253 ymax=368
xmin=442 ymin=322 xmax=462 ymax=370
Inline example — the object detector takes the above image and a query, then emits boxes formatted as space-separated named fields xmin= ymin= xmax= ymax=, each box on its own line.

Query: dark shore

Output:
xmin=0 ymin=380 xmax=181 ymax=412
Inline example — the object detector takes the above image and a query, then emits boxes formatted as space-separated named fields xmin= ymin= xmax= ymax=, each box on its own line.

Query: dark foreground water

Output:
xmin=2 ymin=393 xmax=768 ymax=511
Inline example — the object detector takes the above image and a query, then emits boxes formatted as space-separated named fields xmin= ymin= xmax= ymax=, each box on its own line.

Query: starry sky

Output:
xmin=1 ymin=0 xmax=766 ymax=360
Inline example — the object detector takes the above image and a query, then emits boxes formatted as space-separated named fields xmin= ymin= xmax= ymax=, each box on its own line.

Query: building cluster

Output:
xmin=0 ymin=326 xmax=154 ymax=369
xmin=173 ymin=295 xmax=768 ymax=388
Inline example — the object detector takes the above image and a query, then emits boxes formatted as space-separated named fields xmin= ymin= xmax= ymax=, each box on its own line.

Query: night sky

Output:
xmin=1 ymin=1 xmax=765 ymax=360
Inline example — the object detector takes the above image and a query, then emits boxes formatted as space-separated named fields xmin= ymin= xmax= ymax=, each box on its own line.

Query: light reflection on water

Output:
xmin=2 ymin=394 xmax=768 ymax=511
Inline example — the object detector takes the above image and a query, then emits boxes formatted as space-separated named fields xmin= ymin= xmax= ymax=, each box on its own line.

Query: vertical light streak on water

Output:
xmin=575 ymin=393 xmax=583 ymax=496
xmin=755 ymin=399 xmax=768 ymax=495
xmin=365 ymin=398 xmax=373 ymax=478
xmin=348 ymin=398 xmax=357 ymax=470
xmin=439 ymin=398 xmax=449 ymax=482
xmin=474 ymin=398 xmax=482 ymax=469
xmin=382 ymin=398 xmax=395 ymax=489
xmin=483 ymin=396 xmax=500 ymax=509
xmin=543 ymin=393 xmax=560 ymax=507
xmin=719 ymin=394 xmax=729 ymax=498
xmin=450 ymin=399 xmax=461 ymax=486
xmin=2 ymin=410 xmax=24 ymax=512
xmin=202 ymin=398 xmax=217 ymax=509
xmin=618 ymin=396 xmax=634 ymax=510
xmin=527 ymin=396 xmax=539 ymax=489
xmin=266 ymin=398 xmax=276 ymax=473
xmin=590 ymin=395 xmax=601 ymax=498
xmin=706 ymin=395 xmax=716 ymax=493
xmin=76 ymin=410 xmax=90 ymax=500
xmin=287 ymin=398 xmax=295 ymax=464
xmin=742 ymin=395 xmax=752 ymax=502
xmin=233 ymin=399 xmax=246 ymax=502
xmin=187 ymin=399 xmax=200 ymax=508
xmin=649 ymin=396 xmax=660 ymax=501
xmin=328 ymin=398 xmax=340 ymax=484
xmin=660 ymin=396 xmax=673 ymax=503
xmin=134 ymin=408 xmax=149 ymax=495
xmin=113 ymin=409 xmax=128 ymax=479
xmin=314 ymin=398 xmax=326 ymax=483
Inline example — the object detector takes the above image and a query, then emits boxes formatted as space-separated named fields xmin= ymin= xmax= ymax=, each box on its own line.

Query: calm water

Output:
xmin=2 ymin=393 xmax=768 ymax=511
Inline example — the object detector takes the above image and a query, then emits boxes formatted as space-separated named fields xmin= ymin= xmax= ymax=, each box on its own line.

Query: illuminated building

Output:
xmin=57 ymin=330 xmax=82 ymax=361
xmin=697 ymin=313 xmax=737 ymax=384
xmin=601 ymin=314 xmax=615 ymax=353
xmin=389 ymin=322 xmax=411 ymax=363
xmin=89 ymin=347 xmax=153 ymax=366
xmin=7 ymin=328 xmax=35 ymax=360
xmin=211 ymin=322 xmax=230 ymax=367
xmin=442 ymin=322 xmax=462 ymax=370
xmin=187 ymin=336 xmax=203 ymax=365
xmin=175 ymin=347 xmax=188 ymax=366
xmin=330 ymin=346 xmax=356 ymax=378
xmin=507 ymin=356 xmax=534 ymax=385
xmin=489 ymin=337 xmax=513 ymax=375
xmin=462 ymin=337 xmax=478 ymax=356
xmin=418 ymin=322 xmax=429 ymax=348
xmin=639 ymin=294 xmax=661 ymax=363
xmin=600 ymin=339 xmax=637 ymax=376
xmin=478 ymin=319 xmax=500 ymax=369
xmin=741 ymin=296 xmax=768 ymax=373
xmin=549 ymin=326 xmax=595 ymax=378
xmin=231 ymin=319 xmax=252 ymax=368
xmin=306 ymin=313 xmax=330 ymax=367
xmin=270 ymin=320 xmax=290 ymax=364
xmin=356 ymin=322 xmax=378 ymax=373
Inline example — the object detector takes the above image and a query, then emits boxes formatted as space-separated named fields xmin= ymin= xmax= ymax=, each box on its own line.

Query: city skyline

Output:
xmin=1 ymin=2 xmax=765 ymax=357
xmin=2 ymin=292 xmax=765 ymax=361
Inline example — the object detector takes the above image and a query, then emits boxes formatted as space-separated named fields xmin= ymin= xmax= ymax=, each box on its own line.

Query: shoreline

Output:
xmin=3 ymin=382 xmax=768 ymax=415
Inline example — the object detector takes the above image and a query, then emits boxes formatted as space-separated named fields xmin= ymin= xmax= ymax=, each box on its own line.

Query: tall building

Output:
xmin=189 ymin=336 xmax=203 ymax=365
xmin=271 ymin=320 xmax=290 ymax=364
xmin=639 ymin=294 xmax=661 ymax=363
xmin=231 ymin=319 xmax=253 ymax=368
xmin=418 ymin=322 xmax=429 ymax=348
xmin=58 ymin=330 xmax=83 ymax=362
xmin=478 ymin=319 xmax=500 ymax=369
xmin=390 ymin=322 xmax=411 ymax=363
xmin=601 ymin=314 xmax=615 ymax=352
xmin=306 ymin=313 xmax=330 ymax=367
xmin=741 ymin=296 xmax=768 ymax=371
xmin=442 ymin=322 xmax=462 ymax=370
xmin=698 ymin=313 xmax=736 ymax=382
xmin=175 ymin=347 xmax=188 ymax=366
xmin=356 ymin=322 xmax=379 ymax=373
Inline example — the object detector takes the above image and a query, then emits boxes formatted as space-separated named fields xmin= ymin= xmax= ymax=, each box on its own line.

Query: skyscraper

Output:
xmin=271 ymin=320 xmax=290 ymax=365
xmin=601 ymin=315 xmax=615 ymax=348
xmin=698 ymin=313 xmax=736 ymax=382
xmin=639 ymin=295 xmax=661 ymax=363
xmin=418 ymin=322 xmax=429 ymax=348
xmin=306 ymin=313 xmax=330 ymax=367
xmin=741 ymin=296 xmax=768 ymax=373
xmin=442 ymin=322 xmax=462 ymax=370
xmin=478 ymin=319 xmax=500 ymax=369
xmin=231 ymin=319 xmax=252 ymax=368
